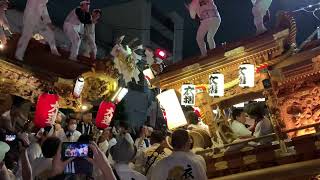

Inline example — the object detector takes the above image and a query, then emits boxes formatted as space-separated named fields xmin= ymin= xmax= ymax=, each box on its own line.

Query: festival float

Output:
xmin=150 ymin=11 xmax=320 ymax=179
xmin=0 ymin=29 xmax=167 ymax=128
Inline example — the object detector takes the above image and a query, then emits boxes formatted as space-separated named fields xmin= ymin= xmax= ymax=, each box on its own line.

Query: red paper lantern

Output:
xmin=34 ymin=93 xmax=59 ymax=128
xmin=95 ymin=101 xmax=116 ymax=129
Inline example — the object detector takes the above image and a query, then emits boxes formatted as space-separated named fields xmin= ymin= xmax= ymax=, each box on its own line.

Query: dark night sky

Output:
xmin=152 ymin=0 xmax=320 ymax=58
xmin=12 ymin=0 xmax=320 ymax=59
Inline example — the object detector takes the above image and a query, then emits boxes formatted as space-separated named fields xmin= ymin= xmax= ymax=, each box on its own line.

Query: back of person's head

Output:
xmin=41 ymin=137 xmax=61 ymax=158
xmin=119 ymin=121 xmax=129 ymax=130
xmin=232 ymin=108 xmax=244 ymax=120
xmin=186 ymin=111 xmax=200 ymax=125
xmin=245 ymin=102 xmax=266 ymax=120
xmin=171 ymin=129 xmax=190 ymax=150
xmin=110 ymin=136 xmax=137 ymax=164
xmin=150 ymin=130 xmax=165 ymax=145
xmin=77 ymin=134 xmax=92 ymax=143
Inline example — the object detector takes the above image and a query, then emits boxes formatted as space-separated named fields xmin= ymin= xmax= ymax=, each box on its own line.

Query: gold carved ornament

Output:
xmin=54 ymin=71 xmax=119 ymax=112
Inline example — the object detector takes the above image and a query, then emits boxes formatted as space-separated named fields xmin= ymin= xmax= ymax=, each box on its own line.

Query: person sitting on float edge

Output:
xmin=245 ymin=102 xmax=273 ymax=143
xmin=230 ymin=108 xmax=253 ymax=139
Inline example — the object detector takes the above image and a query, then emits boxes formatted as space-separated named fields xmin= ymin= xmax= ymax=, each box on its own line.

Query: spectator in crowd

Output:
xmin=31 ymin=136 xmax=60 ymax=179
xmin=98 ymin=127 xmax=113 ymax=155
xmin=151 ymin=129 xmax=207 ymax=180
xmin=135 ymin=130 xmax=171 ymax=179
xmin=52 ymin=111 xmax=66 ymax=139
xmin=0 ymin=141 xmax=11 ymax=180
xmin=63 ymin=118 xmax=82 ymax=142
xmin=135 ymin=125 xmax=152 ymax=151
xmin=117 ymin=121 xmax=134 ymax=145
xmin=110 ymin=136 xmax=147 ymax=180
xmin=77 ymin=112 xmax=93 ymax=136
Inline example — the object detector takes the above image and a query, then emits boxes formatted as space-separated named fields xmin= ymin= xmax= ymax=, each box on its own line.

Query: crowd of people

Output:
xmin=0 ymin=96 xmax=277 ymax=180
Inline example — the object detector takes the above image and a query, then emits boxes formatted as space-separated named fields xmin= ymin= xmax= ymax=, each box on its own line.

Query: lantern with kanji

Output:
xmin=239 ymin=64 xmax=255 ymax=88
xmin=181 ymin=84 xmax=196 ymax=106
xmin=95 ymin=101 xmax=116 ymax=129
xmin=209 ymin=73 xmax=224 ymax=97
xmin=34 ymin=93 xmax=59 ymax=128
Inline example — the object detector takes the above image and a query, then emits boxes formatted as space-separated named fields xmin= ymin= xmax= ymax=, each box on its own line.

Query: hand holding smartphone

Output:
xmin=61 ymin=142 xmax=93 ymax=175
xmin=61 ymin=142 xmax=93 ymax=159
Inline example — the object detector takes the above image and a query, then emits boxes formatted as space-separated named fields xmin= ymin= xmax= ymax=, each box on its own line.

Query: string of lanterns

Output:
xmin=156 ymin=63 xmax=257 ymax=130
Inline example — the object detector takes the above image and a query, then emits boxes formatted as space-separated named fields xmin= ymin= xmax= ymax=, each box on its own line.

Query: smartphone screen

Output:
xmin=62 ymin=143 xmax=93 ymax=175
xmin=62 ymin=143 xmax=91 ymax=158
xmin=5 ymin=134 xmax=16 ymax=142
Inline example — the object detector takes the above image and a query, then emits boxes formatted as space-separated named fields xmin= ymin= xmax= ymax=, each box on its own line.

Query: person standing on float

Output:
xmin=0 ymin=0 xmax=10 ymax=46
xmin=63 ymin=1 xmax=92 ymax=61
xmin=82 ymin=9 xmax=101 ymax=61
xmin=251 ymin=0 xmax=272 ymax=35
xmin=186 ymin=0 xmax=221 ymax=56
xmin=15 ymin=0 xmax=60 ymax=61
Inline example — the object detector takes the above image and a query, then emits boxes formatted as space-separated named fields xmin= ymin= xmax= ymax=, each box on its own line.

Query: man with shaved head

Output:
xmin=151 ymin=129 xmax=207 ymax=180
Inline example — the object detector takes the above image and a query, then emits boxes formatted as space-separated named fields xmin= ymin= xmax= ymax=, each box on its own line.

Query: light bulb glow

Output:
xmin=157 ymin=89 xmax=187 ymax=130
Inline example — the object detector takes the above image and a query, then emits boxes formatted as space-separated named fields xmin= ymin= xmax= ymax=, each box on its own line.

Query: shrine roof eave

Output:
xmin=152 ymin=28 xmax=291 ymax=89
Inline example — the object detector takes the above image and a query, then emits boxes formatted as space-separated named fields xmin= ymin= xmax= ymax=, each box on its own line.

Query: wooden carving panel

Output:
xmin=0 ymin=61 xmax=48 ymax=102
xmin=278 ymin=80 xmax=320 ymax=138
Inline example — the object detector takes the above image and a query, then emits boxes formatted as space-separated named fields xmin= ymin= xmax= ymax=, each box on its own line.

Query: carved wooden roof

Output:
xmin=152 ymin=12 xmax=297 ymax=106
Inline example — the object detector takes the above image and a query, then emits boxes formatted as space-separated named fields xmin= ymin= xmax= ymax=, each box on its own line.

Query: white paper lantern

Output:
xmin=156 ymin=89 xmax=187 ymax=130
xmin=239 ymin=64 xmax=255 ymax=88
xmin=111 ymin=87 xmax=129 ymax=104
xmin=181 ymin=84 xmax=196 ymax=106
xmin=209 ymin=73 xmax=224 ymax=97
xmin=73 ymin=77 xmax=85 ymax=98
xmin=143 ymin=68 xmax=155 ymax=85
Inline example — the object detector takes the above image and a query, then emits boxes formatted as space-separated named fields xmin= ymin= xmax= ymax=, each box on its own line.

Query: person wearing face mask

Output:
xmin=62 ymin=118 xmax=81 ymax=142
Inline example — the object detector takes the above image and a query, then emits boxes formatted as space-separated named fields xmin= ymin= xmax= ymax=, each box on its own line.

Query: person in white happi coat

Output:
xmin=186 ymin=0 xmax=221 ymax=56
xmin=0 ymin=0 xmax=10 ymax=46
xmin=82 ymin=9 xmax=101 ymax=60
xmin=110 ymin=136 xmax=147 ymax=180
xmin=151 ymin=129 xmax=207 ymax=180
xmin=251 ymin=0 xmax=272 ymax=35
xmin=64 ymin=1 xmax=92 ymax=61
xmin=15 ymin=0 xmax=60 ymax=61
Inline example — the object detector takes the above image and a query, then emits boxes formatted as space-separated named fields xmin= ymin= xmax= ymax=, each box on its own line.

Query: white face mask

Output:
xmin=69 ymin=124 xmax=77 ymax=131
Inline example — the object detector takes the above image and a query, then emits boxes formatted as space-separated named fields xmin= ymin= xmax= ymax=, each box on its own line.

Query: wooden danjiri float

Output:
xmin=0 ymin=33 xmax=151 ymax=112
xmin=151 ymin=12 xmax=320 ymax=179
